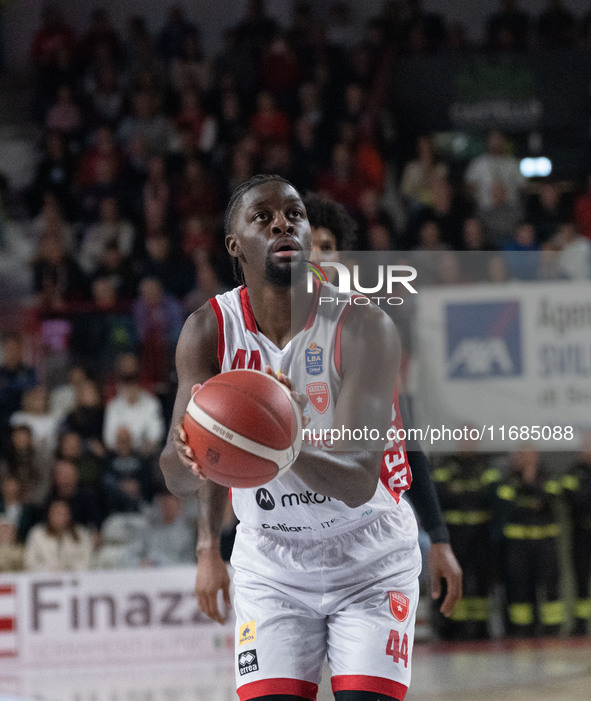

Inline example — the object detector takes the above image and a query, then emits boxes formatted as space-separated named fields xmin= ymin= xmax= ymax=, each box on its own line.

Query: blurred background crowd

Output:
xmin=0 ymin=0 xmax=590 ymax=642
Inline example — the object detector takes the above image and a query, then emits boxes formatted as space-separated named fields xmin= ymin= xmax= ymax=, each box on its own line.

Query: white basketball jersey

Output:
xmin=210 ymin=283 xmax=412 ymax=538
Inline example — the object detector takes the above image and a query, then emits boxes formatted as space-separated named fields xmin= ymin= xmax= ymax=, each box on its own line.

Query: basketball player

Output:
xmin=161 ymin=174 xmax=421 ymax=701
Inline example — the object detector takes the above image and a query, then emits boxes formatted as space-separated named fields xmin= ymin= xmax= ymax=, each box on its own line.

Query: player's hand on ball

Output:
xmin=174 ymin=383 xmax=206 ymax=478
xmin=265 ymin=365 xmax=309 ymax=426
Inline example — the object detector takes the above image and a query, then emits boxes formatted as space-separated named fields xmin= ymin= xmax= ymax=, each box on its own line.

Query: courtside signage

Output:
xmin=0 ymin=567 xmax=235 ymax=667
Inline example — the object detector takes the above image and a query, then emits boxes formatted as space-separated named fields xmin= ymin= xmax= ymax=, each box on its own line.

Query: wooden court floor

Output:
xmin=1 ymin=637 xmax=590 ymax=700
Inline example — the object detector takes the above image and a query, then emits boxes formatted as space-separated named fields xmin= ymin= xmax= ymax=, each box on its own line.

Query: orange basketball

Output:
xmin=183 ymin=369 xmax=303 ymax=488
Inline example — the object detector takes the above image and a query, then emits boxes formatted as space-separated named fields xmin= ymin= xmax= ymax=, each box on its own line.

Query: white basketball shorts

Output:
xmin=231 ymin=500 xmax=421 ymax=700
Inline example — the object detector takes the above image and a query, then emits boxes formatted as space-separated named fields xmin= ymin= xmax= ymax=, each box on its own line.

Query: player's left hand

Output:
xmin=265 ymin=365 xmax=310 ymax=426
xmin=428 ymin=542 xmax=463 ymax=617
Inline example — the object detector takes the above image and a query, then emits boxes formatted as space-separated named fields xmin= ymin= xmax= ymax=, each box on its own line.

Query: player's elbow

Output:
xmin=342 ymin=475 xmax=378 ymax=508
xmin=159 ymin=448 xmax=201 ymax=498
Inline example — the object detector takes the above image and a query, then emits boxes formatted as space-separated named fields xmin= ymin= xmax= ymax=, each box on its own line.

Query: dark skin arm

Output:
xmin=158 ymin=304 xmax=233 ymax=624
xmin=289 ymin=303 xmax=400 ymax=507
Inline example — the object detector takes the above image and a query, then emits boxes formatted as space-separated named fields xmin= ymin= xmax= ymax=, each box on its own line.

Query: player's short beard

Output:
xmin=265 ymin=257 xmax=306 ymax=287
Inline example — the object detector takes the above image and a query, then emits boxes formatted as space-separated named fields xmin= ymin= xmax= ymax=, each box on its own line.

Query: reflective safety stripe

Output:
xmin=562 ymin=475 xmax=579 ymax=491
xmin=449 ymin=597 xmax=490 ymax=622
xmin=503 ymin=523 xmax=560 ymax=539
xmin=540 ymin=601 xmax=565 ymax=625
xmin=444 ymin=510 xmax=491 ymax=526
xmin=450 ymin=598 xmax=469 ymax=621
xmin=575 ymin=599 xmax=591 ymax=619
xmin=509 ymin=603 xmax=534 ymax=625
xmin=544 ymin=480 xmax=561 ymax=495
xmin=497 ymin=485 xmax=516 ymax=501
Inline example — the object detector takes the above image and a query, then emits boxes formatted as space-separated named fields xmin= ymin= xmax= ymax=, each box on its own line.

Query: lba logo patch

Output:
xmin=446 ymin=301 xmax=522 ymax=379
xmin=238 ymin=649 xmax=259 ymax=675
xmin=239 ymin=620 xmax=256 ymax=647
xmin=389 ymin=591 xmax=409 ymax=622
xmin=305 ymin=343 xmax=323 ymax=375
xmin=306 ymin=382 xmax=330 ymax=414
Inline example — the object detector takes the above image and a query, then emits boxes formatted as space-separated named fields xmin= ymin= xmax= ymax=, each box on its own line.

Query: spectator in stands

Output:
xmin=29 ymin=130 xmax=75 ymax=216
xmin=542 ymin=222 xmax=591 ymax=280
xmin=136 ymin=232 xmax=195 ymax=299
xmin=1 ymin=425 xmax=43 ymax=503
xmin=24 ymin=498 xmax=93 ymax=572
xmin=0 ymin=517 xmax=25 ymax=571
xmin=158 ymin=5 xmax=199 ymax=66
xmin=172 ymin=88 xmax=217 ymax=154
xmin=49 ymin=364 xmax=89 ymax=420
xmin=537 ymin=0 xmax=576 ymax=48
xmin=502 ymin=221 xmax=540 ymax=280
xmin=117 ymin=91 xmax=172 ymax=157
xmin=123 ymin=14 xmax=156 ymax=78
xmin=10 ymin=385 xmax=59 ymax=463
xmin=169 ymin=30 xmax=210 ymax=95
xmin=30 ymin=191 xmax=75 ymax=252
xmin=84 ymin=63 xmax=125 ymax=128
xmin=486 ymin=0 xmax=530 ymax=51
xmin=316 ymin=141 xmax=364 ymax=213
xmin=0 ymin=475 xmax=39 ymax=543
xmin=0 ymin=333 xmax=37 ymax=450
xmin=78 ymin=195 xmax=135 ymax=276
xmin=528 ymin=181 xmax=571 ymax=245
xmin=133 ymin=277 xmax=184 ymax=393
xmin=126 ymin=488 xmax=195 ymax=567
xmin=401 ymin=134 xmax=448 ymax=212
xmin=77 ymin=124 xmax=122 ymax=190
xmin=574 ymin=175 xmax=591 ymax=241
xmin=32 ymin=230 xmax=88 ymax=311
xmin=103 ymin=353 xmax=165 ymax=456
xmin=464 ymin=130 xmax=525 ymax=215
xmin=79 ymin=7 xmax=121 ymax=70
xmin=61 ymin=378 xmax=105 ymax=452
xmin=45 ymin=458 xmax=103 ymax=531
xmin=44 ymin=84 xmax=83 ymax=142
xmin=479 ymin=181 xmax=524 ymax=249
xmin=104 ymin=425 xmax=153 ymax=504
xmin=356 ymin=187 xmax=398 ymax=250
xmin=174 ymin=154 xmax=222 ymax=222
xmin=249 ymin=90 xmax=291 ymax=145
xmin=183 ymin=251 xmax=227 ymax=316
xmin=55 ymin=429 xmax=103 ymax=492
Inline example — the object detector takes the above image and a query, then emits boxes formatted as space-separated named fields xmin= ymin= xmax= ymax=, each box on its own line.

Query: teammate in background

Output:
xmin=303 ymin=191 xmax=462 ymax=621
xmin=562 ymin=437 xmax=591 ymax=636
xmin=161 ymin=175 xmax=423 ymax=701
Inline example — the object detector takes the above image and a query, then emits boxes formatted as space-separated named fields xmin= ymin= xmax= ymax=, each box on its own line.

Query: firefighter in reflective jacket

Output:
xmin=562 ymin=442 xmax=591 ymax=636
xmin=495 ymin=449 xmax=563 ymax=637
xmin=431 ymin=451 xmax=500 ymax=639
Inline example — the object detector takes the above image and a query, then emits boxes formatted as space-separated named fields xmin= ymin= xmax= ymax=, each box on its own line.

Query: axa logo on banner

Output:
xmin=446 ymin=301 xmax=522 ymax=379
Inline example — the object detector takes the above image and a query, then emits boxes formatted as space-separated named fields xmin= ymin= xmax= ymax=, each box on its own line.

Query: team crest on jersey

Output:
xmin=306 ymin=382 xmax=330 ymax=414
xmin=305 ymin=343 xmax=323 ymax=375
xmin=389 ymin=591 xmax=409 ymax=622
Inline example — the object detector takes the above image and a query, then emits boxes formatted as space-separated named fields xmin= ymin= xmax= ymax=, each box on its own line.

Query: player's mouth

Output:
xmin=270 ymin=238 xmax=302 ymax=259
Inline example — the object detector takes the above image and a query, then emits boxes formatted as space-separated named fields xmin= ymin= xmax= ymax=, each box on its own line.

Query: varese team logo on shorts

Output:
xmin=389 ymin=592 xmax=409 ymax=622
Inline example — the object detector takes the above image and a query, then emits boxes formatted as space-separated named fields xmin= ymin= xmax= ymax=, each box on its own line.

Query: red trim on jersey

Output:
xmin=209 ymin=298 xmax=225 ymax=369
xmin=237 ymin=677 xmax=318 ymax=700
xmin=304 ymin=278 xmax=322 ymax=331
xmin=379 ymin=384 xmax=412 ymax=503
xmin=331 ymin=674 xmax=408 ymax=699
xmin=239 ymin=286 xmax=258 ymax=333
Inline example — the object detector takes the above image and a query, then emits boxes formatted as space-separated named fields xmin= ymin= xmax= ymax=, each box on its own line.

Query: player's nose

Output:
xmin=271 ymin=212 xmax=294 ymax=235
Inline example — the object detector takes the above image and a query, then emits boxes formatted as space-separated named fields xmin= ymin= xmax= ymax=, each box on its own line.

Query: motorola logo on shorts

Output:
xmin=256 ymin=488 xmax=276 ymax=510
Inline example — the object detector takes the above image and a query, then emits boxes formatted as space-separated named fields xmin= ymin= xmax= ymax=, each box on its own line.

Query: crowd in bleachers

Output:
xmin=0 ymin=2 xmax=590 ymax=642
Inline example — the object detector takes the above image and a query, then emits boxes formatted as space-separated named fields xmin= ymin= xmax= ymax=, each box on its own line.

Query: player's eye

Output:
xmin=254 ymin=212 xmax=268 ymax=221
xmin=290 ymin=209 xmax=303 ymax=218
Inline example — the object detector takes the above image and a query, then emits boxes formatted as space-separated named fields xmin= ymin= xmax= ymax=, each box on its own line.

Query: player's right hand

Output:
xmin=173 ymin=422 xmax=205 ymax=478
xmin=195 ymin=547 xmax=232 ymax=624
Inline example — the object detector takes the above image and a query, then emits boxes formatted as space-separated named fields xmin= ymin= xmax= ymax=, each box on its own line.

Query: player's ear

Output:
xmin=226 ymin=234 xmax=241 ymax=258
